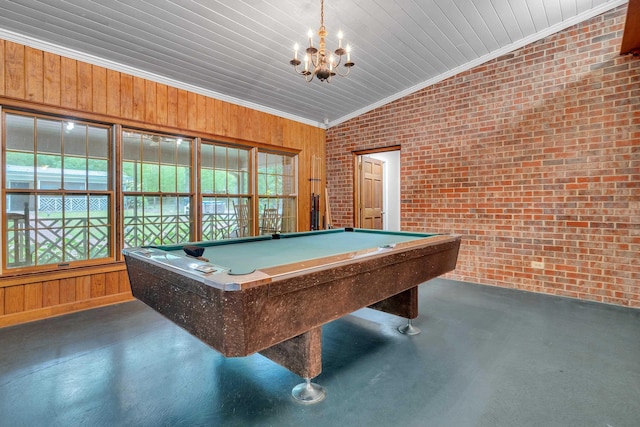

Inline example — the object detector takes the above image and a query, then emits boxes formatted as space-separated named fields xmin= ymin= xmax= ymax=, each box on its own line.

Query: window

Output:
xmin=199 ymin=142 xmax=251 ymax=239
xmin=3 ymin=112 xmax=112 ymax=270
xmin=2 ymin=110 xmax=300 ymax=272
xmin=122 ymin=131 xmax=192 ymax=247
xmin=257 ymin=151 xmax=297 ymax=235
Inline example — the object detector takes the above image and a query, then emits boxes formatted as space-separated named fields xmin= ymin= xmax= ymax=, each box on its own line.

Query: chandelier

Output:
xmin=289 ymin=0 xmax=354 ymax=82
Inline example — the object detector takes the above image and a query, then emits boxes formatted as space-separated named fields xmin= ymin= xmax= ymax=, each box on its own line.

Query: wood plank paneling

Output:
xmin=77 ymin=61 xmax=92 ymax=111
xmin=132 ymin=76 xmax=145 ymax=121
xmin=167 ymin=86 xmax=178 ymax=127
xmin=0 ymin=287 xmax=4 ymax=315
xmin=105 ymin=271 xmax=119 ymax=295
xmin=228 ymin=104 xmax=239 ymax=139
xmin=156 ymin=83 xmax=168 ymax=125
xmin=188 ymin=91 xmax=198 ymax=130
xmin=177 ymin=89 xmax=188 ymax=129
xmin=43 ymin=52 xmax=61 ymax=105
xmin=25 ymin=47 xmax=43 ymax=102
xmin=106 ymin=69 xmax=121 ymax=116
xmin=144 ymin=80 xmax=156 ymax=123
xmin=0 ymin=293 xmax=133 ymax=328
xmin=120 ymin=74 xmax=133 ymax=118
xmin=206 ymin=97 xmax=216 ymax=134
xmin=24 ymin=282 xmax=43 ymax=311
xmin=5 ymin=285 xmax=24 ymax=314
xmin=214 ymin=99 xmax=226 ymax=135
xmin=76 ymin=275 xmax=92 ymax=301
xmin=5 ymin=41 xmax=25 ymax=99
xmin=91 ymin=273 xmax=106 ymax=297
xmin=43 ymin=280 xmax=60 ymax=307
xmin=272 ymin=117 xmax=284 ymax=146
xmin=92 ymin=65 xmax=107 ymax=114
xmin=196 ymin=93 xmax=207 ymax=131
xmin=60 ymin=57 xmax=77 ymax=108
xmin=59 ymin=278 xmax=76 ymax=304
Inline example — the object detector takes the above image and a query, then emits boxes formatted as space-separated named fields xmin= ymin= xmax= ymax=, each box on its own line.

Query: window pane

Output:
xmin=160 ymin=164 xmax=176 ymax=192
xmin=5 ymin=114 xmax=34 ymax=151
xmin=63 ymin=157 xmax=87 ymax=190
xmin=122 ymin=162 xmax=140 ymax=192
xmin=238 ymin=171 xmax=249 ymax=194
xmin=88 ymin=126 xmax=109 ymax=158
xmin=227 ymin=148 xmax=238 ymax=170
xmin=88 ymin=159 xmax=109 ymax=191
xmin=64 ymin=195 xmax=89 ymax=261
xmin=160 ymin=139 xmax=176 ymax=165
xmin=214 ymin=145 xmax=227 ymax=169
xmin=5 ymin=194 xmax=34 ymax=267
xmin=36 ymin=154 xmax=62 ymax=190
xmin=141 ymin=163 xmax=159 ymax=192
xmin=122 ymin=133 xmax=141 ymax=162
xmin=225 ymin=171 xmax=238 ymax=194
xmin=176 ymin=166 xmax=190 ymax=193
xmin=64 ymin=124 xmax=87 ymax=157
xmin=177 ymin=138 xmax=191 ymax=166
xmin=201 ymin=169 xmax=214 ymax=194
xmin=37 ymin=119 xmax=62 ymax=154
xmin=142 ymin=136 xmax=158 ymax=163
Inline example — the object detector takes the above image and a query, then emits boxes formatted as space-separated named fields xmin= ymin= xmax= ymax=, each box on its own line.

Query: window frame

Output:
xmin=256 ymin=149 xmax=298 ymax=235
xmin=197 ymin=140 xmax=253 ymax=240
xmin=120 ymin=129 xmax=194 ymax=249
xmin=2 ymin=109 xmax=115 ymax=274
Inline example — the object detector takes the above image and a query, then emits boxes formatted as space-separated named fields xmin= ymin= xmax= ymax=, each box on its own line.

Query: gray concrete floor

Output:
xmin=1 ymin=279 xmax=639 ymax=427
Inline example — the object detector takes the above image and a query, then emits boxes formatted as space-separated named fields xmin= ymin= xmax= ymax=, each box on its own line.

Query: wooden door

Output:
xmin=359 ymin=156 xmax=384 ymax=229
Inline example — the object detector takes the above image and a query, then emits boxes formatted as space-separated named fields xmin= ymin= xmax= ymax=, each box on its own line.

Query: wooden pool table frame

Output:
xmin=123 ymin=229 xmax=461 ymax=402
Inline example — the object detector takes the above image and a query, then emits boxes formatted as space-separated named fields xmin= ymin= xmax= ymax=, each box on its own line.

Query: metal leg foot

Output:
xmin=398 ymin=319 xmax=421 ymax=335
xmin=292 ymin=378 xmax=326 ymax=404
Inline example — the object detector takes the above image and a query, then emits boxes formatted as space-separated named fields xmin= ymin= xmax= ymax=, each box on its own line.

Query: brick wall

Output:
xmin=326 ymin=6 xmax=639 ymax=307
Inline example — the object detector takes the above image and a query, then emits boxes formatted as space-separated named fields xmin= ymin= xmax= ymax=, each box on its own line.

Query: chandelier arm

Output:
xmin=332 ymin=66 xmax=352 ymax=77
xmin=306 ymin=71 xmax=315 ymax=82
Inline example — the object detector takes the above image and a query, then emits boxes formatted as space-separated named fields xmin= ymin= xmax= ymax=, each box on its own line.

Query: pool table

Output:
xmin=123 ymin=228 xmax=461 ymax=403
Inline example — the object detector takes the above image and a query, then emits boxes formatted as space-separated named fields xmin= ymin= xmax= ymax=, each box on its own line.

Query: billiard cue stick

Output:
xmin=325 ymin=187 xmax=332 ymax=229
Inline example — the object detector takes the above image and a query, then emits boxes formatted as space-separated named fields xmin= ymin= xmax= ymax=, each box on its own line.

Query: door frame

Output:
xmin=353 ymin=145 xmax=401 ymax=229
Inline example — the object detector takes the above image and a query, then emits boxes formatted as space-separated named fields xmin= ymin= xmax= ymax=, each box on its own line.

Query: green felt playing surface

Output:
xmin=154 ymin=229 xmax=435 ymax=274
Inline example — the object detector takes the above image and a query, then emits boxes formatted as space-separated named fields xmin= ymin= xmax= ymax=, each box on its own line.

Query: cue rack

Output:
xmin=310 ymin=154 xmax=322 ymax=230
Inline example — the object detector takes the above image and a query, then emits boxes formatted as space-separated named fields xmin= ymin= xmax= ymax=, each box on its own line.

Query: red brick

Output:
xmin=326 ymin=5 xmax=638 ymax=307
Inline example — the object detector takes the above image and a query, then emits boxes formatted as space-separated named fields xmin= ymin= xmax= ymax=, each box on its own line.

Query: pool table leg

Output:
xmin=258 ymin=326 xmax=326 ymax=404
xmin=368 ymin=286 xmax=421 ymax=334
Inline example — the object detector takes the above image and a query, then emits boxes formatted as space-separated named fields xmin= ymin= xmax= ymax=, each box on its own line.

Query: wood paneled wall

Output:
xmin=0 ymin=266 xmax=130 ymax=327
xmin=0 ymin=38 xmax=326 ymax=327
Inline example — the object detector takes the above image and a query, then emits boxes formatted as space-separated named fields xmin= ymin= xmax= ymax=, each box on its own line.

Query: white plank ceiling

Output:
xmin=0 ymin=0 xmax=626 ymax=128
